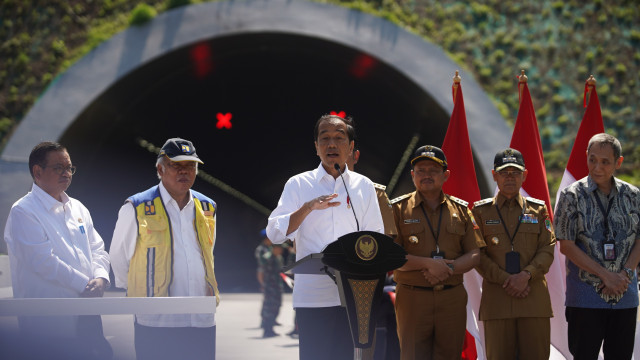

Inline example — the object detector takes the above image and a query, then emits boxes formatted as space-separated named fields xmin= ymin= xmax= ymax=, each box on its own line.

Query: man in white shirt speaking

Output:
xmin=267 ymin=115 xmax=384 ymax=360
xmin=4 ymin=141 xmax=112 ymax=359
xmin=110 ymin=138 xmax=219 ymax=360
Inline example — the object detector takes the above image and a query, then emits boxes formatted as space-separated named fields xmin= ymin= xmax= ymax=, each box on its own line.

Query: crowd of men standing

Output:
xmin=3 ymin=113 xmax=640 ymax=360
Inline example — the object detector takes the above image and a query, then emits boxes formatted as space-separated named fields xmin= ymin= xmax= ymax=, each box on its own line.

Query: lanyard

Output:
xmin=594 ymin=191 xmax=614 ymax=238
xmin=495 ymin=198 xmax=526 ymax=251
xmin=420 ymin=202 xmax=444 ymax=253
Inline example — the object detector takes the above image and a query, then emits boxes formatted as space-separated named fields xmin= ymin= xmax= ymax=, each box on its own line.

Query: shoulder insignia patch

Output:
xmin=373 ymin=183 xmax=387 ymax=191
xmin=473 ymin=198 xmax=493 ymax=208
xmin=390 ymin=193 xmax=412 ymax=205
xmin=526 ymin=197 xmax=546 ymax=206
xmin=448 ymin=195 xmax=468 ymax=207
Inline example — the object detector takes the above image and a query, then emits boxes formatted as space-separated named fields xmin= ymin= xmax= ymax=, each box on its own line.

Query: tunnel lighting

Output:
xmin=190 ymin=43 xmax=213 ymax=78
xmin=330 ymin=110 xmax=346 ymax=118
xmin=216 ymin=112 xmax=232 ymax=129
xmin=350 ymin=54 xmax=376 ymax=78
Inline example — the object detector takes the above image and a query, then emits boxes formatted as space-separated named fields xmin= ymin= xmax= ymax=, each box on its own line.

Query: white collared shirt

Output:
xmin=110 ymin=182 xmax=215 ymax=327
xmin=4 ymin=183 xmax=110 ymax=335
xmin=267 ymin=163 xmax=384 ymax=307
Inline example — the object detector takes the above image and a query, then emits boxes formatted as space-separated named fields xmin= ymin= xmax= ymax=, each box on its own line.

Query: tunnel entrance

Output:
xmin=1 ymin=1 xmax=511 ymax=291
xmin=61 ymin=32 xmax=451 ymax=291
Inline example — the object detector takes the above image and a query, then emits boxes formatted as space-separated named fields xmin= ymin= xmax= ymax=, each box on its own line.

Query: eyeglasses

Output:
xmin=43 ymin=165 xmax=77 ymax=175
xmin=497 ymin=170 xmax=523 ymax=177
xmin=166 ymin=161 xmax=197 ymax=172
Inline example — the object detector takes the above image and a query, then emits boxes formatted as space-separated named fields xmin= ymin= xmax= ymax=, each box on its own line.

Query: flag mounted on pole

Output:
xmin=510 ymin=70 xmax=570 ymax=359
xmin=442 ymin=70 xmax=482 ymax=204
xmin=509 ymin=70 xmax=553 ymax=216
xmin=548 ymin=75 xmax=605 ymax=359
xmin=441 ymin=71 xmax=482 ymax=360
xmin=554 ymin=75 xmax=605 ymax=204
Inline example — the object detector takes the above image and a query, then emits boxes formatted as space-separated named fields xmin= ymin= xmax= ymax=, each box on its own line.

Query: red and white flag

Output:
xmin=510 ymin=73 xmax=570 ymax=359
xmin=441 ymin=73 xmax=483 ymax=360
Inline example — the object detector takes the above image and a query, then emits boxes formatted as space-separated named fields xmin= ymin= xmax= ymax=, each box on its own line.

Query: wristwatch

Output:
xmin=623 ymin=267 xmax=635 ymax=279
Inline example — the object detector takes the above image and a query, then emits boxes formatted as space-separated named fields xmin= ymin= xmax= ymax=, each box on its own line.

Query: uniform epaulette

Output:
xmin=473 ymin=198 xmax=493 ymax=208
xmin=390 ymin=193 xmax=412 ymax=205
xmin=526 ymin=197 xmax=546 ymax=206
xmin=373 ymin=183 xmax=387 ymax=191
xmin=448 ymin=195 xmax=468 ymax=207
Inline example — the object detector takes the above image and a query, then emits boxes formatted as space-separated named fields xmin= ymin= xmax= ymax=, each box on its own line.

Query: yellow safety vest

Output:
xmin=126 ymin=186 xmax=219 ymax=305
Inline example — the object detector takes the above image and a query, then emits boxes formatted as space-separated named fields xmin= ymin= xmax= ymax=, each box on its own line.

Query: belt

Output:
xmin=400 ymin=283 xmax=458 ymax=291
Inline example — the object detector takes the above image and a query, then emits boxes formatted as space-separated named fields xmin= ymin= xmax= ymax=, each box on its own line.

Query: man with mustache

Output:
xmin=391 ymin=145 xmax=485 ymax=360
xmin=4 ymin=141 xmax=112 ymax=359
xmin=472 ymin=148 xmax=555 ymax=360
xmin=267 ymin=114 xmax=384 ymax=360
xmin=110 ymin=138 xmax=219 ymax=360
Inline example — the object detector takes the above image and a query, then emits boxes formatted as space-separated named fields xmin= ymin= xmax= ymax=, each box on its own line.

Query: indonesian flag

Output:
xmin=551 ymin=78 xmax=605 ymax=359
xmin=441 ymin=77 xmax=483 ymax=360
xmin=510 ymin=77 xmax=570 ymax=359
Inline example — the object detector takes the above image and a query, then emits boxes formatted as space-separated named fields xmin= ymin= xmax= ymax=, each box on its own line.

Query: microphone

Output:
xmin=334 ymin=163 xmax=360 ymax=231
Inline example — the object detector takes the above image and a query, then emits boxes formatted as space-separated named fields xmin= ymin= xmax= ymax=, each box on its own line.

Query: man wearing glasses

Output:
xmin=472 ymin=148 xmax=555 ymax=360
xmin=4 ymin=141 xmax=112 ymax=359
xmin=110 ymin=138 xmax=219 ymax=360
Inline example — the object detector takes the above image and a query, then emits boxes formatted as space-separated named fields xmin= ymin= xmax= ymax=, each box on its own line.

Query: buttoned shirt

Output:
xmin=4 ymin=183 xmax=110 ymax=334
xmin=110 ymin=182 xmax=215 ymax=327
xmin=555 ymin=176 xmax=640 ymax=308
xmin=267 ymin=163 xmax=384 ymax=308
xmin=392 ymin=191 xmax=485 ymax=287
xmin=472 ymin=193 xmax=555 ymax=320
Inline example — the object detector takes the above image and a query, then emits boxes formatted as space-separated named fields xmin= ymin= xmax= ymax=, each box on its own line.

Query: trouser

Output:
xmin=395 ymin=283 xmax=467 ymax=360
xmin=261 ymin=286 xmax=282 ymax=329
xmin=483 ymin=317 xmax=550 ymax=360
xmin=296 ymin=306 xmax=354 ymax=360
xmin=134 ymin=322 xmax=216 ymax=360
xmin=566 ymin=306 xmax=637 ymax=360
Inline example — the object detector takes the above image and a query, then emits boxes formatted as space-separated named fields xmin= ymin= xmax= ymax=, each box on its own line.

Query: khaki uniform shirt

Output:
xmin=391 ymin=191 xmax=485 ymax=287
xmin=472 ymin=193 xmax=556 ymax=320
xmin=374 ymin=183 xmax=397 ymax=239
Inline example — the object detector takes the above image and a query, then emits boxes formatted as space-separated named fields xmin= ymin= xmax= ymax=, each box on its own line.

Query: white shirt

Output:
xmin=267 ymin=163 xmax=384 ymax=307
xmin=4 ymin=183 xmax=110 ymax=335
xmin=110 ymin=182 xmax=215 ymax=327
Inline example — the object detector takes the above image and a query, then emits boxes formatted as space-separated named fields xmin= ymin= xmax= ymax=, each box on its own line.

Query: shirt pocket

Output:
xmin=398 ymin=222 xmax=426 ymax=248
xmin=138 ymin=218 xmax=169 ymax=247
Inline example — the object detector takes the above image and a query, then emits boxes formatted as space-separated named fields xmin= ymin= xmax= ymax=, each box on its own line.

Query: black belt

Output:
xmin=401 ymin=283 xmax=458 ymax=291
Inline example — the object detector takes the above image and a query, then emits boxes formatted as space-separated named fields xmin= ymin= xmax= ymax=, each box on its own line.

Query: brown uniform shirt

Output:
xmin=391 ymin=191 xmax=485 ymax=287
xmin=472 ymin=193 xmax=556 ymax=320
xmin=374 ymin=183 xmax=397 ymax=239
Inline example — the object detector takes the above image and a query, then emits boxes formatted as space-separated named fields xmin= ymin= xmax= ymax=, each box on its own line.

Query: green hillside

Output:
xmin=1 ymin=0 xmax=639 ymax=193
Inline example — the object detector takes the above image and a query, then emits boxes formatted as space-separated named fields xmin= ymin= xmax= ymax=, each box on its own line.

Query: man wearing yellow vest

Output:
xmin=110 ymin=138 xmax=219 ymax=360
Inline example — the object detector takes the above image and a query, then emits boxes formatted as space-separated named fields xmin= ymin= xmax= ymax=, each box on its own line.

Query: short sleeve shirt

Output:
xmin=554 ymin=176 xmax=640 ymax=308
xmin=392 ymin=191 xmax=485 ymax=287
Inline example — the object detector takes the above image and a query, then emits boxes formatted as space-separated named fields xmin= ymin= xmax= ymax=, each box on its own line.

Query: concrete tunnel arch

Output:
xmin=0 ymin=0 xmax=511 ymax=290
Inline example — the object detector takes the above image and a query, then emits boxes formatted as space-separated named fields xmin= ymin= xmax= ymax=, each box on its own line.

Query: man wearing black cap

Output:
xmin=110 ymin=138 xmax=219 ymax=360
xmin=391 ymin=145 xmax=485 ymax=360
xmin=472 ymin=148 xmax=555 ymax=360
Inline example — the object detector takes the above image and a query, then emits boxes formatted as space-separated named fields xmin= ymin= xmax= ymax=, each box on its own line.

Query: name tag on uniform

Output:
xmin=79 ymin=225 xmax=85 ymax=234
xmin=485 ymin=219 xmax=501 ymax=225
xmin=404 ymin=219 xmax=420 ymax=224
xmin=521 ymin=214 xmax=538 ymax=224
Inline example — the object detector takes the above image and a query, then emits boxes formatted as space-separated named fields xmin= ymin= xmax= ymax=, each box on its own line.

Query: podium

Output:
xmin=285 ymin=231 xmax=407 ymax=359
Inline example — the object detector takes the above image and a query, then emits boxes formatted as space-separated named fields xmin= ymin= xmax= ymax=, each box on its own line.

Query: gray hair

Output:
xmin=155 ymin=156 xmax=198 ymax=180
xmin=587 ymin=133 xmax=622 ymax=159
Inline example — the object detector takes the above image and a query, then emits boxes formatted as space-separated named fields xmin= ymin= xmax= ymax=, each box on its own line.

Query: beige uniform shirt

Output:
xmin=374 ymin=183 xmax=397 ymax=238
xmin=472 ymin=193 xmax=556 ymax=320
xmin=392 ymin=191 xmax=485 ymax=287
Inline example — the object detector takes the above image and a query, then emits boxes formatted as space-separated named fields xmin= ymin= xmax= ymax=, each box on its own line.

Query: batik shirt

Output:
xmin=554 ymin=175 xmax=640 ymax=308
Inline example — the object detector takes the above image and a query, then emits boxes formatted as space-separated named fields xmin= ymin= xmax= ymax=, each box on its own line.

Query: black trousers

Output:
xmin=296 ymin=306 xmax=354 ymax=360
xmin=566 ymin=306 xmax=637 ymax=360
xmin=134 ymin=322 xmax=216 ymax=360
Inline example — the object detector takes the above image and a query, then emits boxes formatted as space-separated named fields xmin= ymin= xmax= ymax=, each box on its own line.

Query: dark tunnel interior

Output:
xmin=58 ymin=32 xmax=486 ymax=291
